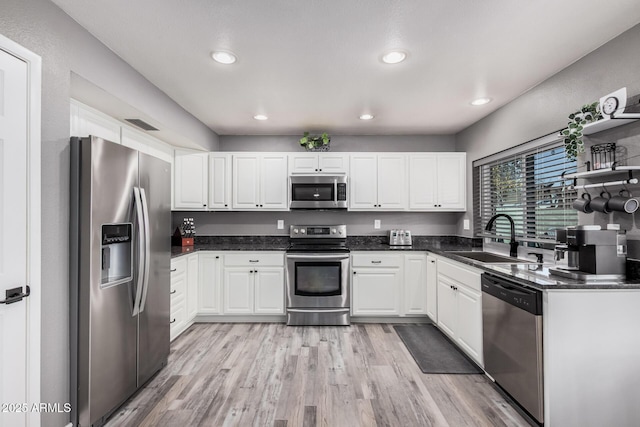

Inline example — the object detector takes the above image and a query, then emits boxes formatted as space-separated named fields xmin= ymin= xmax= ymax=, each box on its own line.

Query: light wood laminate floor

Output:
xmin=105 ymin=323 xmax=531 ymax=427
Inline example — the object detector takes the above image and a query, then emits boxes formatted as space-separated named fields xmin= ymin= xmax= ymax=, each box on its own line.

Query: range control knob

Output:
xmin=331 ymin=228 xmax=337 ymax=234
xmin=293 ymin=228 xmax=299 ymax=234
xmin=301 ymin=229 xmax=306 ymax=234
xmin=338 ymin=229 xmax=343 ymax=235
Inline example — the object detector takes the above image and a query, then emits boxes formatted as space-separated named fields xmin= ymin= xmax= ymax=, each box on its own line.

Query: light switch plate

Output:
xmin=277 ymin=220 xmax=284 ymax=229
xmin=374 ymin=219 xmax=381 ymax=229
xmin=463 ymin=219 xmax=470 ymax=230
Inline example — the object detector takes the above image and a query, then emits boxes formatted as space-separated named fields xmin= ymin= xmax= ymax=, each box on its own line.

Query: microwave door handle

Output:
xmin=138 ymin=187 xmax=151 ymax=313
xmin=132 ymin=187 xmax=145 ymax=316
xmin=334 ymin=178 xmax=337 ymax=206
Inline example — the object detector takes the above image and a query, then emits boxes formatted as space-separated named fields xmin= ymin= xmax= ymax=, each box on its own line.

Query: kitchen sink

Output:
xmin=446 ymin=251 xmax=536 ymax=264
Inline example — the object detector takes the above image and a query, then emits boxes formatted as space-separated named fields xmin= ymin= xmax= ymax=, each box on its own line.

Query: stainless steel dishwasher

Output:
xmin=482 ymin=273 xmax=544 ymax=424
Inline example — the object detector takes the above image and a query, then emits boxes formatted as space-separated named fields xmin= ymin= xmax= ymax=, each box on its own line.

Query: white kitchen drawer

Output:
xmin=351 ymin=253 xmax=402 ymax=268
xmin=224 ymin=252 xmax=284 ymax=267
xmin=170 ymin=278 xmax=185 ymax=304
xmin=437 ymin=259 xmax=482 ymax=292
xmin=171 ymin=256 xmax=187 ymax=275
xmin=169 ymin=301 xmax=186 ymax=341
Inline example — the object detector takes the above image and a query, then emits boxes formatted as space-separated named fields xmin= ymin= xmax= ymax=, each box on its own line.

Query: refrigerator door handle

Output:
xmin=139 ymin=187 xmax=152 ymax=313
xmin=132 ymin=186 xmax=146 ymax=316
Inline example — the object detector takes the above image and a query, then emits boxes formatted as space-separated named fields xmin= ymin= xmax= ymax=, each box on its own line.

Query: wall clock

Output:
xmin=599 ymin=87 xmax=627 ymax=119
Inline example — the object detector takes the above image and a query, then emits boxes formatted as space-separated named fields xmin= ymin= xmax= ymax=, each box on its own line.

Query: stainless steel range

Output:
xmin=285 ymin=225 xmax=350 ymax=326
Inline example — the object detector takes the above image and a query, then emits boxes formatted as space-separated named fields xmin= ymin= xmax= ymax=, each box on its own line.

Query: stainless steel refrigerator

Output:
xmin=70 ymin=136 xmax=171 ymax=427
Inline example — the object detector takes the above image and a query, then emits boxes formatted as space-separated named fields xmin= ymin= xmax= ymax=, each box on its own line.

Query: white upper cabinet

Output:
xmin=233 ymin=154 xmax=288 ymax=210
xmin=174 ymin=150 xmax=209 ymax=210
xmin=349 ymin=153 xmax=407 ymax=210
xmin=377 ymin=154 xmax=408 ymax=209
xmin=209 ymin=153 xmax=232 ymax=210
xmin=409 ymin=152 xmax=466 ymax=211
xmin=289 ymin=153 xmax=348 ymax=174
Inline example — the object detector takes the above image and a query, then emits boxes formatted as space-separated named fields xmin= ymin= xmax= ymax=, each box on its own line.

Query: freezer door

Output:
xmin=71 ymin=136 xmax=140 ymax=427
xmin=137 ymin=152 xmax=171 ymax=386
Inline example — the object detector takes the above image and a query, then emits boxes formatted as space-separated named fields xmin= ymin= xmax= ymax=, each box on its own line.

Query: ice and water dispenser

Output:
xmin=101 ymin=223 xmax=133 ymax=287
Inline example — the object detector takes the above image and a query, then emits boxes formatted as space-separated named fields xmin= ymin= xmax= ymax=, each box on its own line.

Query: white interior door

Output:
xmin=0 ymin=48 xmax=29 ymax=427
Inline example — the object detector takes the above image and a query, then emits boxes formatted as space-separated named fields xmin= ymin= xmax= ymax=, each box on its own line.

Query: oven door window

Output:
xmin=291 ymin=184 xmax=334 ymax=202
xmin=295 ymin=262 xmax=341 ymax=296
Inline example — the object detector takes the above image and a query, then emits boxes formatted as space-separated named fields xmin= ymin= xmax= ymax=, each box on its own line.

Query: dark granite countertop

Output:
xmin=171 ymin=235 xmax=640 ymax=290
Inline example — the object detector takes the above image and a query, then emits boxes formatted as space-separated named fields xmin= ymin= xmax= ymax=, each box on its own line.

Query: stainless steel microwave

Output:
xmin=289 ymin=175 xmax=348 ymax=209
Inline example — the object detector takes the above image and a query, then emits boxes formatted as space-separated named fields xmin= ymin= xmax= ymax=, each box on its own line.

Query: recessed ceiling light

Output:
xmin=211 ymin=50 xmax=237 ymax=64
xmin=253 ymin=114 xmax=268 ymax=121
xmin=381 ymin=50 xmax=407 ymax=64
xmin=359 ymin=114 xmax=375 ymax=120
xmin=471 ymin=98 xmax=492 ymax=106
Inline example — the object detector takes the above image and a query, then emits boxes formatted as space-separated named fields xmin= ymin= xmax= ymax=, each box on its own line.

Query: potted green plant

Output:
xmin=561 ymin=101 xmax=602 ymax=161
xmin=299 ymin=132 xmax=331 ymax=151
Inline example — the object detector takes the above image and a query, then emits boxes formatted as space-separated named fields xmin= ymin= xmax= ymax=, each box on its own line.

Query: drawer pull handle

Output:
xmin=170 ymin=318 xmax=176 ymax=324
xmin=170 ymin=290 xmax=176 ymax=294
xmin=249 ymin=260 xmax=259 ymax=263
xmin=371 ymin=260 xmax=382 ymax=264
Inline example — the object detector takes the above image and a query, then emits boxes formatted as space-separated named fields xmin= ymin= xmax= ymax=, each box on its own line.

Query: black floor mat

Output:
xmin=394 ymin=324 xmax=483 ymax=374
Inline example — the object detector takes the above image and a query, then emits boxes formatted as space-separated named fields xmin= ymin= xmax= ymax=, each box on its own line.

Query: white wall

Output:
xmin=0 ymin=1 xmax=217 ymax=425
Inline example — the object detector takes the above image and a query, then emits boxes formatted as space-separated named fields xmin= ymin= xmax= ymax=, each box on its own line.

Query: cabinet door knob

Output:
xmin=315 ymin=169 xmax=318 ymax=171
xmin=215 ymin=256 xmax=219 ymax=259
xmin=225 ymin=204 xmax=228 ymax=207
xmin=203 ymin=204 xmax=207 ymax=207
xmin=353 ymin=271 xmax=356 ymax=275
xmin=170 ymin=318 xmax=176 ymax=324
xmin=319 ymin=169 xmax=322 ymax=171
xmin=430 ymin=260 xmax=435 ymax=263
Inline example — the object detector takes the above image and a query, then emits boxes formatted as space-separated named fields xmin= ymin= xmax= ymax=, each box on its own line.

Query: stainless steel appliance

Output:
xmin=550 ymin=224 xmax=626 ymax=281
xmin=482 ymin=273 xmax=544 ymax=424
xmin=289 ymin=175 xmax=348 ymax=209
xmin=387 ymin=229 xmax=412 ymax=246
xmin=285 ymin=225 xmax=350 ymax=325
xmin=70 ymin=136 xmax=171 ymax=427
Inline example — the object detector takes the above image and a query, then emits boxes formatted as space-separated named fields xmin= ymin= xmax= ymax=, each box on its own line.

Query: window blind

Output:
xmin=474 ymin=141 xmax=577 ymax=244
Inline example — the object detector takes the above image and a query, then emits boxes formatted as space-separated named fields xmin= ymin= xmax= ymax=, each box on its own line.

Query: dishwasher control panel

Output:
xmin=481 ymin=273 xmax=542 ymax=315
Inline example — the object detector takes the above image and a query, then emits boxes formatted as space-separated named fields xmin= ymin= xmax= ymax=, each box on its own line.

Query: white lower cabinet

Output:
xmin=170 ymin=256 xmax=188 ymax=341
xmin=404 ymin=253 xmax=428 ymax=315
xmin=435 ymin=258 xmax=483 ymax=366
xmin=187 ymin=253 xmax=199 ymax=320
xmin=222 ymin=252 xmax=285 ymax=315
xmin=170 ymin=253 xmax=203 ymax=341
xmin=223 ymin=268 xmax=254 ymax=314
xmin=351 ymin=252 xmax=432 ymax=317
xmin=198 ymin=252 xmax=222 ymax=314
xmin=426 ymin=254 xmax=438 ymax=321
xmin=352 ymin=267 xmax=402 ymax=315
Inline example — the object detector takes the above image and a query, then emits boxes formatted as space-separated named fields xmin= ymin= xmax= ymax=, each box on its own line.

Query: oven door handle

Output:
xmin=334 ymin=178 xmax=338 ymax=206
xmin=287 ymin=308 xmax=350 ymax=313
xmin=286 ymin=254 xmax=350 ymax=260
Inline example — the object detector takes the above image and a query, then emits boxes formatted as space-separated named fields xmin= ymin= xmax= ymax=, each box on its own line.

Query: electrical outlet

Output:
xmin=463 ymin=219 xmax=470 ymax=230
xmin=374 ymin=219 xmax=381 ymax=229
xmin=277 ymin=220 xmax=284 ymax=230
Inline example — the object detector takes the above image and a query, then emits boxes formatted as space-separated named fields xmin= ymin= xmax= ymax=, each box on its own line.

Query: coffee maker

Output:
xmin=550 ymin=225 xmax=627 ymax=281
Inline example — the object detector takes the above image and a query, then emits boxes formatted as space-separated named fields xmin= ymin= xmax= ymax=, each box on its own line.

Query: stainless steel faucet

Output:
xmin=485 ymin=214 xmax=519 ymax=257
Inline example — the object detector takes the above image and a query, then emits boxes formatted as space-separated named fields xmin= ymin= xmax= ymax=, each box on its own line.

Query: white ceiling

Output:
xmin=52 ymin=0 xmax=640 ymax=136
